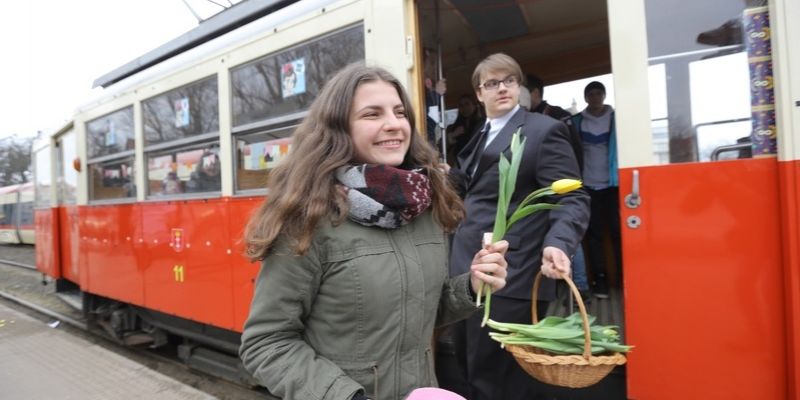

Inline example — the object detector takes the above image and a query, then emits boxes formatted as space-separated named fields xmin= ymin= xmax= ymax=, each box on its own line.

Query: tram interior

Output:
xmin=417 ymin=1 xmax=626 ymax=395
xmin=416 ymin=0 xmax=620 ymax=317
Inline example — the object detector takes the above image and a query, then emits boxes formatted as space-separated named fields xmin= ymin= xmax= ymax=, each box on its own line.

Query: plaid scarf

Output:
xmin=335 ymin=164 xmax=432 ymax=229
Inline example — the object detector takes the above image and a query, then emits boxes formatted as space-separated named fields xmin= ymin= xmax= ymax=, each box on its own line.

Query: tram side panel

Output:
xmin=35 ymin=208 xmax=61 ymax=278
xmin=229 ymin=197 xmax=263 ymax=331
xmin=139 ymin=199 xmax=236 ymax=331
xmin=82 ymin=203 xmax=144 ymax=306
xmin=59 ymin=206 xmax=81 ymax=282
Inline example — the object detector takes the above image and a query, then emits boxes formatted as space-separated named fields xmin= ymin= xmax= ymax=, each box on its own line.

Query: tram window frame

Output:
xmin=88 ymin=155 xmax=136 ymax=204
xmin=232 ymin=121 xmax=299 ymax=195
xmin=86 ymin=107 xmax=135 ymax=160
xmin=144 ymin=139 xmax=222 ymax=200
xmin=86 ymin=107 xmax=137 ymax=203
xmin=230 ymin=23 xmax=365 ymax=128
xmin=143 ymin=75 xmax=219 ymax=147
xmin=33 ymin=146 xmax=52 ymax=209
xmin=56 ymin=129 xmax=78 ymax=205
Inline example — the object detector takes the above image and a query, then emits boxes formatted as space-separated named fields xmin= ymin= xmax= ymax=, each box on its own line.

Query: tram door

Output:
xmin=33 ymin=143 xmax=60 ymax=278
xmin=54 ymin=129 xmax=80 ymax=283
xmin=610 ymin=0 xmax=789 ymax=398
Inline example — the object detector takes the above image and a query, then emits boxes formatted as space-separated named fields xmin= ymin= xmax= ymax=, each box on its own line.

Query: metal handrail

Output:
xmin=710 ymin=142 xmax=751 ymax=161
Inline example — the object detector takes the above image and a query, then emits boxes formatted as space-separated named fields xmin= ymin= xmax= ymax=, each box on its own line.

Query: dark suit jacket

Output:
xmin=449 ymin=108 xmax=590 ymax=301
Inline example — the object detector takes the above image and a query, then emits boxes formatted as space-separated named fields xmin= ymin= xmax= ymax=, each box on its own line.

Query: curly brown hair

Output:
xmin=244 ymin=63 xmax=465 ymax=260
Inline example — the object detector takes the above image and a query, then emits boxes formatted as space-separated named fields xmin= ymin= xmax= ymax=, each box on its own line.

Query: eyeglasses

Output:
xmin=479 ymin=76 xmax=519 ymax=91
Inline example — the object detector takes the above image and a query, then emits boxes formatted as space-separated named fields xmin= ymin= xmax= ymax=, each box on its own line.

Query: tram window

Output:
xmin=143 ymin=75 xmax=219 ymax=146
xmin=231 ymin=23 xmax=365 ymax=127
xmin=89 ymin=159 xmax=135 ymax=201
xmin=146 ymin=144 xmax=221 ymax=197
xmin=234 ymin=127 xmax=294 ymax=192
xmin=644 ymin=0 xmax=773 ymax=163
xmin=0 ymin=204 xmax=10 ymax=225
xmin=33 ymin=147 xmax=51 ymax=208
xmin=57 ymin=129 xmax=78 ymax=205
xmin=87 ymin=107 xmax=134 ymax=159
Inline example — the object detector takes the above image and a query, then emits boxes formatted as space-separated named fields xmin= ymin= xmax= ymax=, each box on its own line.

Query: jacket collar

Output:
xmin=470 ymin=107 xmax=527 ymax=185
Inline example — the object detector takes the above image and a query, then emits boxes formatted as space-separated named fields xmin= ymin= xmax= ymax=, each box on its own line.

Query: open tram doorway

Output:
xmin=414 ymin=1 xmax=626 ymax=398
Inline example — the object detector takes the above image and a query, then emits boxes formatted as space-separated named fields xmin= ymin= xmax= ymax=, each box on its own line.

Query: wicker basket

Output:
xmin=503 ymin=271 xmax=627 ymax=388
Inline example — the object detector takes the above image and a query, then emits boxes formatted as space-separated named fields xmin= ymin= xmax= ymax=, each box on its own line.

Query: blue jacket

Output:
xmin=570 ymin=111 xmax=618 ymax=188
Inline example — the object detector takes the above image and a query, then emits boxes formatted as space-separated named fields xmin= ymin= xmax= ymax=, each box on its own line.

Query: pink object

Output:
xmin=405 ymin=387 xmax=466 ymax=400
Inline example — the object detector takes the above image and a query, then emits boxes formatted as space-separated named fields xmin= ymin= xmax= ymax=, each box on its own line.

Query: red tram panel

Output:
xmin=228 ymin=197 xmax=263 ymax=331
xmin=622 ymin=158 xmax=786 ymax=400
xmin=82 ymin=204 xmax=144 ymax=306
xmin=779 ymin=159 xmax=800 ymax=396
xmin=35 ymin=208 xmax=61 ymax=279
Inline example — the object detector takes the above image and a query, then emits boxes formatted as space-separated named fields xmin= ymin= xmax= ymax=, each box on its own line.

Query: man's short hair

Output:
xmin=472 ymin=53 xmax=524 ymax=90
xmin=584 ymin=81 xmax=606 ymax=96
xmin=526 ymin=74 xmax=544 ymax=95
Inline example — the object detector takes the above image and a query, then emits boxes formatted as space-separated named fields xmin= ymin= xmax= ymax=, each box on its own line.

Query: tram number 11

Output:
xmin=173 ymin=265 xmax=186 ymax=283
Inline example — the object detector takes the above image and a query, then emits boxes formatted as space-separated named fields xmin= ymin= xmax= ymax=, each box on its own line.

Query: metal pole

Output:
xmin=434 ymin=0 xmax=447 ymax=162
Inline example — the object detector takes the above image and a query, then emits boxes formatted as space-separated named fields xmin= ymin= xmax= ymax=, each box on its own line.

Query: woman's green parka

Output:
xmin=240 ymin=211 xmax=478 ymax=400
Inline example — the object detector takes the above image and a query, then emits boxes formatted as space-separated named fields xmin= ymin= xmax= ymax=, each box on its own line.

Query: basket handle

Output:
xmin=531 ymin=271 xmax=593 ymax=360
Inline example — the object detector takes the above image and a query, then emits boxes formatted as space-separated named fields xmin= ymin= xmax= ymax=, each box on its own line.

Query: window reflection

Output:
xmin=147 ymin=145 xmax=221 ymax=196
xmin=57 ymin=130 xmax=78 ymax=205
xmin=231 ymin=24 xmax=364 ymax=127
xmin=143 ymin=76 xmax=219 ymax=146
xmin=34 ymin=147 xmax=51 ymax=208
xmin=644 ymin=0 xmax=773 ymax=163
xmin=90 ymin=159 xmax=135 ymax=201
xmin=87 ymin=107 xmax=135 ymax=159
xmin=235 ymin=127 xmax=294 ymax=191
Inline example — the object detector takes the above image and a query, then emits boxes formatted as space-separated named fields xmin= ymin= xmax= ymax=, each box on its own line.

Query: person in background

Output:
xmin=527 ymin=73 xmax=591 ymax=302
xmin=518 ymin=85 xmax=532 ymax=110
xmin=527 ymin=74 xmax=583 ymax=169
xmin=239 ymin=64 xmax=509 ymax=400
xmin=442 ymin=94 xmax=484 ymax=166
xmin=161 ymin=171 xmax=182 ymax=195
xmin=570 ymin=81 xmax=621 ymax=299
xmin=447 ymin=54 xmax=590 ymax=400
xmin=186 ymin=151 xmax=221 ymax=193
xmin=424 ymin=47 xmax=447 ymax=147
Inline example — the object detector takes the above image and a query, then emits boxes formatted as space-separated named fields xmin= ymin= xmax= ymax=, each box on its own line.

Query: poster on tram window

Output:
xmin=174 ymin=97 xmax=190 ymax=128
xmin=105 ymin=121 xmax=116 ymax=146
xmin=264 ymin=143 xmax=291 ymax=168
xmin=281 ymin=58 xmax=306 ymax=98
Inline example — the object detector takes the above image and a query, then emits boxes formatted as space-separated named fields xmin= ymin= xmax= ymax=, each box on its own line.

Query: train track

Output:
xmin=0 ymin=257 xmax=270 ymax=400
xmin=0 ymin=258 xmax=36 ymax=270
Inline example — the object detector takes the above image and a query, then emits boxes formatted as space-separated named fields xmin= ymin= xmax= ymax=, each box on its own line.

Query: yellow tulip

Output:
xmin=551 ymin=179 xmax=582 ymax=194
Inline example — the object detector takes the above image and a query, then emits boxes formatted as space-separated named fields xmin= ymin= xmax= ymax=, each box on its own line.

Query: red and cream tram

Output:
xmin=32 ymin=0 xmax=800 ymax=398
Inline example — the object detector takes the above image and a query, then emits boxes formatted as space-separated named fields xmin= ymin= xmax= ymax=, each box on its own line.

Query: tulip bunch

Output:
xmin=486 ymin=313 xmax=633 ymax=355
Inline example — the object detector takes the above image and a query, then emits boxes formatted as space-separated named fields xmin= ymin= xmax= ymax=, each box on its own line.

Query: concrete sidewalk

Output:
xmin=0 ymin=302 xmax=218 ymax=400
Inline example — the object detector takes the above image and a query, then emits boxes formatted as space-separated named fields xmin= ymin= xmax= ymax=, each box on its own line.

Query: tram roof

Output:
xmin=92 ymin=0 xmax=296 ymax=89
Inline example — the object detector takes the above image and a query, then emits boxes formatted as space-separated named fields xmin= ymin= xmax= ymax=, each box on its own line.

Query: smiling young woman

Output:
xmin=349 ymin=80 xmax=411 ymax=166
xmin=239 ymin=63 xmax=509 ymax=400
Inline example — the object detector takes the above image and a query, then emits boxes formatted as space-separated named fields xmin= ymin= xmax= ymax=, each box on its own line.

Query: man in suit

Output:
xmin=447 ymin=53 xmax=590 ymax=400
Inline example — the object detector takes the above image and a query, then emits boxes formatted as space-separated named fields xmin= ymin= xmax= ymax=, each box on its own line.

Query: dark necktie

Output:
xmin=468 ymin=122 xmax=491 ymax=177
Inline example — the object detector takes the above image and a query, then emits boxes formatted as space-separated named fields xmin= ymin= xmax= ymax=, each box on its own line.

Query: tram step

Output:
xmin=55 ymin=290 xmax=84 ymax=311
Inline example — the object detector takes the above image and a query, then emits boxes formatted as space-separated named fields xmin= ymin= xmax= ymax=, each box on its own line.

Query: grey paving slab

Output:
xmin=0 ymin=302 xmax=218 ymax=400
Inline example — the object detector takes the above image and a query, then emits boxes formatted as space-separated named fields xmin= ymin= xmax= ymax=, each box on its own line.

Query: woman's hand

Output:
xmin=469 ymin=240 xmax=509 ymax=294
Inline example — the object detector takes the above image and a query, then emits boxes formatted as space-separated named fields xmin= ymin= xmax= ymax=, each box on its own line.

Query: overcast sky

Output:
xmin=0 ymin=0 xmax=240 ymax=140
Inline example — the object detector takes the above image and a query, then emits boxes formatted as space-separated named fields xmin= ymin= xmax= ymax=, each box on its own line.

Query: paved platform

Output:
xmin=0 ymin=302 xmax=218 ymax=400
